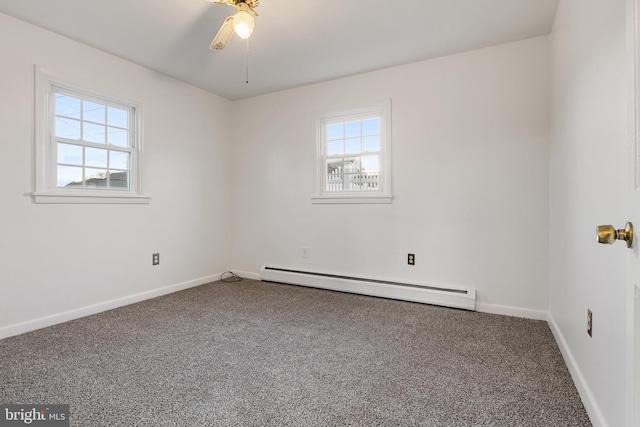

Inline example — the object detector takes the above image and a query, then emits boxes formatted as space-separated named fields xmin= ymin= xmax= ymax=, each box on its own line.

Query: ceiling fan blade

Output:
xmin=210 ymin=16 xmax=234 ymax=50
xmin=246 ymin=0 xmax=259 ymax=16
xmin=206 ymin=0 xmax=259 ymax=8
xmin=206 ymin=0 xmax=259 ymax=16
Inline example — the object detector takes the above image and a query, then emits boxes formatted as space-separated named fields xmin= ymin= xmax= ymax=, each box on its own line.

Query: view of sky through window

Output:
xmin=54 ymin=92 xmax=131 ymax=189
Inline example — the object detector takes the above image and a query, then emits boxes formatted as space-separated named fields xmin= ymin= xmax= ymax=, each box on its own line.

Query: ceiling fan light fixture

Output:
xmin=233 ymin=10 xmax=255 ymax=39
xmin=208 ymin=0 xmax=259 ymax=51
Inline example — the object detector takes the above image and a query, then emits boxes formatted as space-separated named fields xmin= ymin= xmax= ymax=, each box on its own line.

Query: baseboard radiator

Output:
xmin=260 ymin=265 xmax=476 ymax=311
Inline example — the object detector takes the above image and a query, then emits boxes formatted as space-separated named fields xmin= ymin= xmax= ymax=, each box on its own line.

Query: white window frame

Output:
xmin=312 ymin=99 xmax=392 ymax=204
xmin=33 ymin=66 xmax=149 ymax=204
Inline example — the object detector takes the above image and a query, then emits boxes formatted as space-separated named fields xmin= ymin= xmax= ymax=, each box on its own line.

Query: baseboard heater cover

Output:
xmin=260 ymin=265 xmax=476 ymax=311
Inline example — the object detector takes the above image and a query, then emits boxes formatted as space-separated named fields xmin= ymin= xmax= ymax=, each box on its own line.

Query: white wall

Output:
xmin=230 ymin=37 xmax=550 ymax=317
xmin=549 ymin=0 xmax=627 ymax=426
xmin=0 ymin=13 xmax=232 ymax=337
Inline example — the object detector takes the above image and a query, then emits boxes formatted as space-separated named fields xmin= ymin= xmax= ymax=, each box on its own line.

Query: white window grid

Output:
xmin=323 ymin=114 xmax=382 ymax=193
xmin=49 ymin=85 xmax=137 ymax=192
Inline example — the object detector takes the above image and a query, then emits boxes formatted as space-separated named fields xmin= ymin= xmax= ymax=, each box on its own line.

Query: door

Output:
xmin=628 ymin=0 xmax=640 ymax=424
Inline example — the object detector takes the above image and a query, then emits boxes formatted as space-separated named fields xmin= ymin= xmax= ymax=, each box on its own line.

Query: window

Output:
xmin=54 ymin=89 xmax=134 ymax=190
xmin=313 ymin=100 xmax=392 ymax=204
xmin=33 ymin=67 xmax=148 ymax=204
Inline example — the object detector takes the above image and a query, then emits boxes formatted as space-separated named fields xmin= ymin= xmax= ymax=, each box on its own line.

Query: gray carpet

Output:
xmin=0 ymin=280 xmax=591 ymax=426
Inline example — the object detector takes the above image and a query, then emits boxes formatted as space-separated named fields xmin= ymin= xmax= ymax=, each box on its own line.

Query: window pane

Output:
xmin=326 ymin=159 xmax=343 ymax=192
xmin=327 ymin=140 xmax=343 ymax=156
xmin=55 ymin=94 xmax=81 ymax=119
xmin=107 ymin=106 xmax=128 ymax=128
xmin=326 ymin=158 xmax=343 ymax=174
xmin=362 ymin=118 xmax=380 ymax=136
xmin=342 ymin=157 xmax=359 ymax=172
xmin=345 ymin=138 xmax=361 ymax=155
xmin=362 ymin=136 xmax=380 ymax=153
xmin=83 ymin=122 xmax=106 ymax=143
xmin=344 ymin=172 xmax=362 ymax=191
xmin=327 ymin=123 xmax=343 ymax=140
xmin=109 ymin=171 xmax=129 ymax=189
xmin=109 ymin=151 xmax=129 ymax=170
xmin=57 ymin=165 xmax=83 ymax=187
xmin=57 ymin=143 xmax=82 ymax=165
xmin=55 ymin=117 xmax=81 ymax=140
xmin=345 ymin=121 xmax=361 ymax=138
xmin=85 ymin=147 xmax=107 ymax=168
xmin=107 ymin=127 xmax=128 ymax=147
xmin=361 ymin=155 xmax=380 ymax=172
xmin=83 ymin=101 xmax=106 ymax=124
xmin=47 ymin=88 xmax=139 ymax=195
xmin=355 ymin=170 xmax=379 ymax=191
xmin=84 ymin=168 xmax=108 ymax=188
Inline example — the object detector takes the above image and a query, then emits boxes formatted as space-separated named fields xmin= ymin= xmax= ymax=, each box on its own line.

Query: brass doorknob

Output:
xmin=596 ymin=222 xmax=633 ymax=248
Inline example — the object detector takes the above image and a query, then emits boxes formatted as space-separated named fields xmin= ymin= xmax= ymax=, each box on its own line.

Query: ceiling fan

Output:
xmin=207 ymin=0 xmax=260 ymax=51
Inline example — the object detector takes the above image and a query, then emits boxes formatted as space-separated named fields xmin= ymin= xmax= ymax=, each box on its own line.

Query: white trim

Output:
xmin=475 ymin=302 xmax=548 ymax=321
xmin=548 ymin=313 xmax=607 ymax=427
xmin=311 ymin=194 xmax=393 ymax=204
xmin=32 ymin=191 xmax=151 ymax=204
xmin=0 ymin=273 xmax=223 ymax=340
xmin=34 ymin=66 xmax=48 ymax=194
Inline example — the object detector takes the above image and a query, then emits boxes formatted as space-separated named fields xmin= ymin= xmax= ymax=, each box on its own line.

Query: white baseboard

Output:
xmin=0 ymin=273 xmax=223 ymax=340
xmin=547 ymin=314 xmax=606 ymax=427
xmin=232 ymin=270 xmax=261 ymax=280
xmin=476 ymin=302 xmax=548 ymax=321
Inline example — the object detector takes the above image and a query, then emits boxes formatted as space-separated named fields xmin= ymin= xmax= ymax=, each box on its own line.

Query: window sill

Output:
xmin=311 ymin=194 xmax=393 ymax=205
xmin=32 ymin=191 xmax=151 ymax=204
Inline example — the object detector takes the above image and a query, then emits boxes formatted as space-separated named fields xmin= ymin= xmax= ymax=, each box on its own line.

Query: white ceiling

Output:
xmin=0 ymin=0 xmax=559 ymax=101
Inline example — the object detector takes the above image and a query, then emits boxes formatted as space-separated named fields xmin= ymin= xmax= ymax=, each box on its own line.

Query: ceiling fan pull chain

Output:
xmin=246 ymin=38 xmax=250 ymax=84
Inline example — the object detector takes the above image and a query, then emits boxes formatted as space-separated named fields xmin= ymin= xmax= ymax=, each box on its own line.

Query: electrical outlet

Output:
xmin=302 ymin=247 xmax=308 ymax=258
xmin=408 ymin=253 xmax=415 ymax=265
xmin=587 ymin=309 xmax=593 ymax=337
xmin=152 ymin=253 xmax=160 ymax=266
